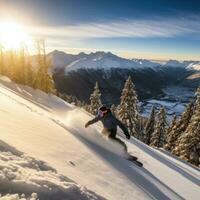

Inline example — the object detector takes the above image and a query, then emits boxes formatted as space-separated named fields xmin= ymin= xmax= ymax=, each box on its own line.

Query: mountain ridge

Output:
xmin=48 ymin=50 xmax=200 ymax=72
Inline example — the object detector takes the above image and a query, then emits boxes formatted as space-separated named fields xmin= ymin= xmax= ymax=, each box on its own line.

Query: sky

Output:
xmin=0 ymin=0 xmax=200 ymax=60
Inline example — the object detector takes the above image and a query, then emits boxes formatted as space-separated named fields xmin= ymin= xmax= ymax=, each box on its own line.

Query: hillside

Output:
xmin=0 ymin=77 xmax=199 ymax=200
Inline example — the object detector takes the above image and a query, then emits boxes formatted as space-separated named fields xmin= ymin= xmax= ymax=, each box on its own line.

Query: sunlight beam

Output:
xmin=0 ymin=21 xmax=29 ymax=50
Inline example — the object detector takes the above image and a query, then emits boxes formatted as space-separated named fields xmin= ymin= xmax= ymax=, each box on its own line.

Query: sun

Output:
xmin=0 ymin=21 xmax=29 ymax=50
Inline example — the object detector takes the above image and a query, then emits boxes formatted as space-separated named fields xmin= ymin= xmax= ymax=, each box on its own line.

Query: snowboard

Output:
xmin=127 ymin=154 xmax=138 ymax=161
xmin=127 ymin=155 xmax=143 ymax=167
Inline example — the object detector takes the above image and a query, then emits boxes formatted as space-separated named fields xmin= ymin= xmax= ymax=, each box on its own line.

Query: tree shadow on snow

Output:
xmin=130 ymin=139 xmax=200 ymax=186
xmin=159 ymin=148 xmax=200 ymax=173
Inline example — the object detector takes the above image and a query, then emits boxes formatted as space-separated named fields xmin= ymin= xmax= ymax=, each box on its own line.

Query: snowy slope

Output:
xmin=0 ymin=77 xmax=199 ymax=200
xmin=48 ymin=50 xmax=78 ymax=70
xmin=0 ymin=140 xmax=102 ymax=200
xmin=132 ymin=59 xmax=160 ymax=68
xmin=186 ymin=62 xmax=200 ymax=71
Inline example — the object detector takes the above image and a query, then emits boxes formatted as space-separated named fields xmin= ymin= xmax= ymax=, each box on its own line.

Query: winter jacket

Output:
xmin=86 ymin=111 xmax=130 ymax=138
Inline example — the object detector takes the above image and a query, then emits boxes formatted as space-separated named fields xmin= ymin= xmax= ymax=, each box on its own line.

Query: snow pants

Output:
xmin=102 ymin=128 xmax=127 ymax=152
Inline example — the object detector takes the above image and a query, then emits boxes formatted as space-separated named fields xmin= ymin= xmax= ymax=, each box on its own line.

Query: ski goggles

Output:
xmin=98 ymin=110 xmax=107 ymax=117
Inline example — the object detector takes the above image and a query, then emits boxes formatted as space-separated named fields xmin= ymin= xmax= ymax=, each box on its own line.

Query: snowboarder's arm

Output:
xmin=85 ymin=116 xmax=100 ymax=128
xmin=113 ymin=117 xmax=130 ymax=139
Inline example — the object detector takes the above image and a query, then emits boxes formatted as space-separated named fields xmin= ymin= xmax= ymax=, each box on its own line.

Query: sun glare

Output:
xmin=0 ymin=21 xmax=30 ymax=50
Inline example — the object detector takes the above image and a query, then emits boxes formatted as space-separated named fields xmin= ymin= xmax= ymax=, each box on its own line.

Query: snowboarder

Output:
xmin=85 ymin=106 xmax=131 ymax=153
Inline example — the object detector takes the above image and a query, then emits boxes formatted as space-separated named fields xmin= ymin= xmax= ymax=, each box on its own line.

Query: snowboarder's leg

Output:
xmin=107 ymin=129 xmax=138 ymax=162
xmin=108 ymin=129 xmax=127 ymax=152
xmin=111 ymin=137 xmax=128 ymax=152
xmin=102 ymin=128 xmax=110 ymax=137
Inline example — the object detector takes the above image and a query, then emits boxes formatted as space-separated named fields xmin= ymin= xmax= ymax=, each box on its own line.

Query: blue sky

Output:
xmin=0 ymin=0 xmax=200 ymax=60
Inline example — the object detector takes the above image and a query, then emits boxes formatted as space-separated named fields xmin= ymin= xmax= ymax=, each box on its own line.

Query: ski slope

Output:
xmin=0 ymin=77 xmax=199 ymax=200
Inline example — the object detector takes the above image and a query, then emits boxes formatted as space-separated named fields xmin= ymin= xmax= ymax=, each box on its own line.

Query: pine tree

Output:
xmin=0 ymin=43 xmax=35 ymax=87
xmin=6 ymin=50 xmax=16 ymax=79
xmin=34 ymin=40 xmax=56 ymax=94
xmin=0 ymin=45 xmax=5 ymax=75
xmin=173 ymin=87 xmax=200 ymax=166
xmin=14 ymin=46 xmax=26 ymax=84
xmin=150 ymin=107 xmax=167 ymax=148
xmin=34 ymin=59 xmax=55 ymax=93
xmin=165 ymin=102 xmax=194 ymax=151
xmin=137 ymin=116 xmax=148 ymax=141
xmin=144 ymin=106 xmax=156 ymax=145
xmin=164 ymin=115 xmax=177 ymax=150
xmin=24 ymin=55 xmax=35 ymax=87
xmin=89 ymin=82 xmax=102 ymax=115
xmin=118 ymin=76 xmax=139 ymax=137
xmin=168 ymin=115 xmax=177 ymax=133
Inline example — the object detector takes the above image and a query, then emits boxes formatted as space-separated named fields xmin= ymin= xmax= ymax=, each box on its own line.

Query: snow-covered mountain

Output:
xmin=163 ymin=59 xmax=186 ymax=68
xmin=187 ymin=62 xmax=200 ymax=71
xmin=48 ymin=50 xmax=200 ymax=72
xmin=48 ymin=50 xmax=161 ymax=72
xmin=132 ymin=58 xmax=161 ymax=68
xmin=163 ymin=59 xmax=200 ymax=70
xmin=48 ymin=50 xmax=80 ymax=69
xmin=0 ymin=77 xmax=199 ymax=200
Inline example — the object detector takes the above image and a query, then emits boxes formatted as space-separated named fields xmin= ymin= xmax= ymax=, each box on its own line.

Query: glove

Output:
xmin=126 ymin=133 xmax=130 ymax=140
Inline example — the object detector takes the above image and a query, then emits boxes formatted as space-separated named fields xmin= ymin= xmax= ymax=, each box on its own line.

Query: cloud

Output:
xmin=27 ymin=16 xmax=200 ymax=40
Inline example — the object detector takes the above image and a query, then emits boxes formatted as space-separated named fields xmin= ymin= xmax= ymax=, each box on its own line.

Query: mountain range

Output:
xmin=48 ymin=50 xmax=200 ymax=72
xmin=48 ymin=50 xmax=200 ymax=106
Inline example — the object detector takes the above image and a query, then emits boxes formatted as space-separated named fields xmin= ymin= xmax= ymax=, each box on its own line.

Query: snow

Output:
xmin=0 ymin=78 xmax=199 ymax=200
xmin=0 ymin=140 xmax=101 ymax=200
xmin=0 ymin=76 xmax=12 ymax=83
xmin=64 ymin=52 xmax=141 ymax=73
xmin=132 ymin=59 xmax=160 ymax=68
xmin=147 ymin=99 xmax=177 ymax=108
xmin=163 ymin=60 xmax=200 ymax=70
xmin=187 ymin=62 xmax=200 ymax=71
xmin=0 ymin=193 xmax=38 ymax=200
xmin=48 ymin=50 xmax=200 ymax=73
xmin=47 ymin=51 xmax=160 ymax=73
xmin=140 ymin=85 xmax=197 ymax=119
xmin=140 ymin=99 xmax=186 ymax=120
xmin=47 ymin=50 xmax=78 ymax=70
